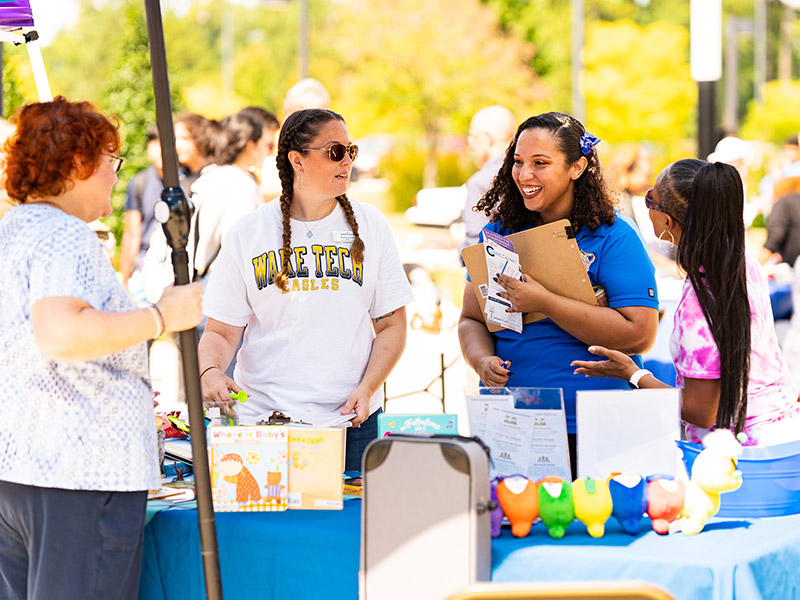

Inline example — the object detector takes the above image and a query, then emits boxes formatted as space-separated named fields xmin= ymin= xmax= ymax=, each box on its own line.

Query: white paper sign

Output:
xmin=466 ymin=388 xmax=571 ymax=481
xmin=576 ymin=388 xmax=681 ymax=479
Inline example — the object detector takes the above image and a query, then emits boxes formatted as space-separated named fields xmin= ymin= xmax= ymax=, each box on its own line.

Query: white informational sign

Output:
xmin=482 ymin=229 xmax=523 ymax=333
xmin=465 ymin=388 xmax=570 ymax=481
xmin=576 ymin=388 xmax=681 ymax=479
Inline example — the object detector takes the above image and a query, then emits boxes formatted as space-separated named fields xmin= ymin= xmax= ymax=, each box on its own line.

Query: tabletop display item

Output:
xmin=377 ymin=413 xmax=458 ymax=437
xmin=207 ymin=425 xmax=288 ymax=512
xmin=678 ymin=436 xmax=800 ymax=518
xmin=287 ymin=425 xmax=345 ymax=510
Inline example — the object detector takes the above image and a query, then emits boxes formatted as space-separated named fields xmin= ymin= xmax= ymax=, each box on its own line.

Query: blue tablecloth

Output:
xmin=140 ymin=500 xmax=800 ymax=600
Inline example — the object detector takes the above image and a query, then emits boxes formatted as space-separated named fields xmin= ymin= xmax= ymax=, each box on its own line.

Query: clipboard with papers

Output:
xmin=461 ymin=219 xmax=597 ymax=332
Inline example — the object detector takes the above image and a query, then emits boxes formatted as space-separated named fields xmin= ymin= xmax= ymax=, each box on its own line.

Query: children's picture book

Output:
xmin=207 ymin=426 xmax=289 ymax=512
xmin=378 ymin=413 xmax=458 ymax=437
xmin=287 ymin=426 xmax=345 ymax=510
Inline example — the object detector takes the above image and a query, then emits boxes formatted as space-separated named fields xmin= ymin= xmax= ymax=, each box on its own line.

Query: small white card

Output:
xmin=333 ymin=231 xmax=355 ymax=243
xmin=576 ymin=388 xmax=681 ymax=479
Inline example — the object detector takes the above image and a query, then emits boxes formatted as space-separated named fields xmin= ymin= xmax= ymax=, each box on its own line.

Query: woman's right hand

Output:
xmin=477 ymin=356 xmax=513 ymax=387
xmin=156 ymin=283 xmax=204 ymax=332
xmin=200 ymin=366 xmax=241 ymax=407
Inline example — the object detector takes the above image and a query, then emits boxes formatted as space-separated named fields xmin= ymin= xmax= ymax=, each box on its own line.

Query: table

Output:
xmin=140 ymin=500 xmax=800 ymax=600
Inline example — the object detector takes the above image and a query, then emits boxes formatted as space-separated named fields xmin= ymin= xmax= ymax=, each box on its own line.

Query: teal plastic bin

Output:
xmin=677 ymin=439 xmax=800 ymax=518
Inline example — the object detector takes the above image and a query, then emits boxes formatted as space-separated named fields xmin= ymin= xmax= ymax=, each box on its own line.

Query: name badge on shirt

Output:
xmin=333 ymin=231 xmax=355 ymax=243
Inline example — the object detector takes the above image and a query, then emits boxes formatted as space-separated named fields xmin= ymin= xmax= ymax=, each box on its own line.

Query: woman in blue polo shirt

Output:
xmin=458 ymin=111 xmax=659 ymax=470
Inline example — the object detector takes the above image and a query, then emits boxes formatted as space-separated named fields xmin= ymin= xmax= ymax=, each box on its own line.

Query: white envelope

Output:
xmin=576 ymin=388 xmax=681 ymax=479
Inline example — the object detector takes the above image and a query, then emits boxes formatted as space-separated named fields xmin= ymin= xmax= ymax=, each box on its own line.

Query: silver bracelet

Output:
xmin=147 ymin=304 xmax=166 ymax=339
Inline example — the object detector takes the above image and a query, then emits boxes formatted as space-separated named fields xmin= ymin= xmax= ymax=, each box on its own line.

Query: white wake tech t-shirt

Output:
xmin=203 ymin=198 xmax=414 ymax=426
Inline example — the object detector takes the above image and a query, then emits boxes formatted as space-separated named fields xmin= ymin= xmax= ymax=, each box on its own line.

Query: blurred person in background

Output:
xmin=0 ymin=97 xmax=202 ymax=600
xmin=607 ymin=144 xmax=681 ymax=280
xmin=456 ymin=105 xmax=516 ymax=261
xmin=239 ymin=105 xmax=280 ymax=188
xmin=262 ymin=79 xmax=331 ymax=202
xmin=118 ymin=125 xmax=162 ymax=296
xmin=174 ymin=111 xmax=220 ymax=190
xmin=282 ymin=77 xmax=331 ymax=118
xmin=141 ymin=112 xmax=220 ymax=303
xmin=758 ymin=134 xmax=800 ymax=209
xmin=606 ymin=143 xmax=653 ymax=225
xmin=191 ymin=108 xmax=278 ymax=284
xmin=198 ymin=108 xmax=413 ymax=470
xmin=760 ymin=177 xmax=800 ymax=267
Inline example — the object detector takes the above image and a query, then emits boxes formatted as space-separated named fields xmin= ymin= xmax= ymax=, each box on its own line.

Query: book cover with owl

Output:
xmin=207 ymin=426 xmax=289 ymax=512
xmin=287 ymin=426 xmax=345 ymax=510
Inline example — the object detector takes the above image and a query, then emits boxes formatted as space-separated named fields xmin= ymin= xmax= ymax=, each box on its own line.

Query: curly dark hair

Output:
xmin=475 ymin=111 xmax=615 ymax=233
xmin=5 ymin=96 xmax=120 ymax=203
xmin=272 ymin=108 xmax=364 ymax=292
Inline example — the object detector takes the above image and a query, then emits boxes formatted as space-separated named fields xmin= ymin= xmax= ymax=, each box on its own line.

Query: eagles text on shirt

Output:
xmin=251 ymin=243 xmax=364 ymax=292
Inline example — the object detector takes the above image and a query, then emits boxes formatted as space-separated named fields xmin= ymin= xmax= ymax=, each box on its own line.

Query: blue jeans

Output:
xmin=345 ymin=408 xmax=382 ymax=472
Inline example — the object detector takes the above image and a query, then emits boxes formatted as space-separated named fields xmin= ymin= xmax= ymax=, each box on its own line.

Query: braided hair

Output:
xmin=476 ymin=111 xmax=615 ymax=233
xmin=273 ymin=108 xmax=365 ymax=292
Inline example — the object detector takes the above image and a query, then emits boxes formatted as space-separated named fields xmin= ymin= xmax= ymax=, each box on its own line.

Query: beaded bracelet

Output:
xmin=147 ymin=304 xmax=166 ymax=339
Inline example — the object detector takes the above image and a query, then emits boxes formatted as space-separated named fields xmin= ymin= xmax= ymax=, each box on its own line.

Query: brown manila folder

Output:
xmin=461 ymin=219 xmax=597 ymax=333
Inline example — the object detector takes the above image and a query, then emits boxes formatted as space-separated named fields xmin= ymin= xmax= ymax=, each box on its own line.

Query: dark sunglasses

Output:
xmin=645 ymin=188 xmax=680 ymax=224
xmin=301 ymin=143 xmax=359 ymax=162
xmin=644 ymin=188 xmax=666 ymax=213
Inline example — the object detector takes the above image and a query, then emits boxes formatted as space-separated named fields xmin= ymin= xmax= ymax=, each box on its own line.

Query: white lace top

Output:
xmin=0 ymin=204 xmax=160 ymax=491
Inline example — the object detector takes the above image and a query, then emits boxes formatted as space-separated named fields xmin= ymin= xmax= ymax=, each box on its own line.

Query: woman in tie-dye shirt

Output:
xmin=572 ymin=159 xmax=800 ymax=446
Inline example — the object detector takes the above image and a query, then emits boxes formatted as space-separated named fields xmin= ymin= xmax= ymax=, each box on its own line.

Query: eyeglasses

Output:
xmin=104 ymin=153 xmax=124 ymax=174
xmin=645 ymin=188 xmax=680 ymax=224
xmin=301 ymin=143 xmax=359 ymax=162
xmin=644 ymin=188 xmax=665 ymax=213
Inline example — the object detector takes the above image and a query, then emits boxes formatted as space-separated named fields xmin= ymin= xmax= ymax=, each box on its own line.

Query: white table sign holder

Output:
xmin=465 ymin=387 xmax=570 ymax=481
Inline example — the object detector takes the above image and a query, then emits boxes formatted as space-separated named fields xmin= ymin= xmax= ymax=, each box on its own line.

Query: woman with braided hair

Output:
xmin=573 ymin=159 xmax=800 ymax=446
xmin=458 ymin=112 xmax=660 ymax=472
xmin=198 ymin=108 xmax=413 ymax=469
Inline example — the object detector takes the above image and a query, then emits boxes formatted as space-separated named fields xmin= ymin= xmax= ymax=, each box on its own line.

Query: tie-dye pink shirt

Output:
xmin=671 ymin=255 xmax=800 ymax=445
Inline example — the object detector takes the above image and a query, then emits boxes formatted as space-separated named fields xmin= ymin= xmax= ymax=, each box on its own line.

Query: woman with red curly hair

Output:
xmin=0 ymin=97 xmax=203 ymax=600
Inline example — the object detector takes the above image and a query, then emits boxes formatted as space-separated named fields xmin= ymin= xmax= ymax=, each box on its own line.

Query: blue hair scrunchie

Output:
xmin=579 ymin=132 xmax=601 ymax=156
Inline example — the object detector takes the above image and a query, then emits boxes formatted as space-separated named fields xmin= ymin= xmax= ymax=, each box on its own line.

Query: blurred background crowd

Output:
xmin=4 ymin=0 xmax=800 ymax=414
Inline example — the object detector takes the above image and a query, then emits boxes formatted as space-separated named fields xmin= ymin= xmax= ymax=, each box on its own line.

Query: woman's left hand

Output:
xmin=341 ymin=386 xmax=371 ymax=426
xmin=497 ymin=273 xmax=549 ymax=314
xmin=570 ymin=345 xmax=639 ymax=381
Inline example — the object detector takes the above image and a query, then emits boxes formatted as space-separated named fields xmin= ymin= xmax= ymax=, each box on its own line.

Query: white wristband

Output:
xmin=629 ymin=368 xmax=652 ymax=389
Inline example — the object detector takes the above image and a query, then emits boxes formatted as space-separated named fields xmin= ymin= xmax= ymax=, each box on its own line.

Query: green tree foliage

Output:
xmin=45 ymin=0 xmax=124 ymax=105
xmin=2 ymin=46 xmax=27 ymax=118
xmin=99 ymin=0 xmax=159 ymax=248
xmin=328 ymin=0 xmax=544 ymax=188
xmin=584 ymin=20 xmax=695 ymax=151
xmin=741 ymin=80 xmax=800 ymax=143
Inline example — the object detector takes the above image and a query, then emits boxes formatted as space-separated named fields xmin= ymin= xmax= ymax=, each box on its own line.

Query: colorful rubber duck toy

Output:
xmin=677 ymin=429 xmax=743 ymax=535
xmin=537 ymin=476 xmax=574 ymax=539
xmin=608 ymin=473 xmax=648 ymax=535
xmin=572 ymin=477 xmax=613 ymax=538
xmin=495 ymin=475 xmax=538 ymax=538
xmin=490 ymin=478 xmax=505 ymax=538
xmin=646 ymin=475 xmax=686 ymax=535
